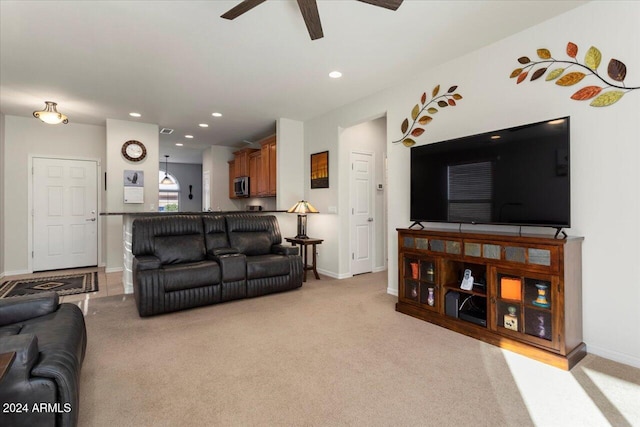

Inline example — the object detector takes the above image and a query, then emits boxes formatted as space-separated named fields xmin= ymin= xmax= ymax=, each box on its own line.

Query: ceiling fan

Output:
xmin=221 ymin=0 xmax=404 ymax=40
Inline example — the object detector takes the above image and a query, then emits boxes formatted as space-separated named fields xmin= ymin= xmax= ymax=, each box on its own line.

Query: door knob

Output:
xmin=86 ymin=218 xmax=96 ymax=222
xmin=368 ymin=217 xmax=374 ymax=222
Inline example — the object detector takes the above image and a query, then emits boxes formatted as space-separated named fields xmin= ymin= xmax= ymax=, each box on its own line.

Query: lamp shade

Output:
xmin=288 ymin=200 xmax=318 ymax=239
xmin=287 ymin=200 xmax=318 ymax=214
xmin=33 ymin=101 xmax=68 ymax=125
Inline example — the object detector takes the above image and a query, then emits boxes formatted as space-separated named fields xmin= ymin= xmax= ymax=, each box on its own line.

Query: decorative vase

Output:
xmin=533 ymin=283 xmax=550 ymax=308
xmin=537 ymin=314 xmax=546 ymax=338
xmin=410 ymin=262 xmax=419 ymax=280
xmin=427 ymin=287 xmax=435 ymax=306
xmin=410 ymin=283 xmax=418 ymax=299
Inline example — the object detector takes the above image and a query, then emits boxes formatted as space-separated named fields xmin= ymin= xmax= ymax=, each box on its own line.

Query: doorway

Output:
xmin=343 ymin=116 xmax=387 ymax=277
xmin=32 ymin=158 xmax=98 ymax=271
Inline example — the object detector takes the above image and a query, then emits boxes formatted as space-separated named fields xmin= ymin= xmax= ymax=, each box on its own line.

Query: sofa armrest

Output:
xmin=0 ymin=333 xmax=39 ymax=379
xmin=0 ymin=292 xmax=59 ymax=326
xmin=210 ymin=247 xmax=239 ymax=257
xmin=272 ymin=244 xmax=299 ymax=256
xmin=133 ymin=255 xmax=161 ymax=271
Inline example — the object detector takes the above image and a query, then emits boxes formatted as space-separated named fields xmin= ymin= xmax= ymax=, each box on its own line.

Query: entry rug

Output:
xmin=0 ymin=272 xmax=99 ymax=299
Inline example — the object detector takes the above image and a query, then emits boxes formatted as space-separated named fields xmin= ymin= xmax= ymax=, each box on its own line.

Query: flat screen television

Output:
xmin=410 ymin=117 xmax=570 ymax=229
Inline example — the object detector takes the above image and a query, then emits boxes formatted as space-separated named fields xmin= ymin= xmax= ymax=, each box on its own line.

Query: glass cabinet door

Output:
xmin=401 ymin=255 xmax=439 ymax=311
xmin=493 ymin=269 xmax=560 ymax=351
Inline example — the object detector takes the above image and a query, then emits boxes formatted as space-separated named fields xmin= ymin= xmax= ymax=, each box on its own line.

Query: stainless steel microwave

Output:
xmin=234 ymin=176 xmax=250 ymax=197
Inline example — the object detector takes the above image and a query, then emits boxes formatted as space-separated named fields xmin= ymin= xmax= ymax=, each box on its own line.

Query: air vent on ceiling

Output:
xmin=160 ymin=128 xmax=174 ymax=135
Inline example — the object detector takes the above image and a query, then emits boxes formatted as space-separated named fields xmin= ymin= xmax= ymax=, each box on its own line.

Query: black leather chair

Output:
xmin=0 ymin=292 xmax=87 ymax=427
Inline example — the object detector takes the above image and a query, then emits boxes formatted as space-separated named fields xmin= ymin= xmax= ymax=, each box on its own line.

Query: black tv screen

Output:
xmin=410 ymin=117 xmax=570 ymax=228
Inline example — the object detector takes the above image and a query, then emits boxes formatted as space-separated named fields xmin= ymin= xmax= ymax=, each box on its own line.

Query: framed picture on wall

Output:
xmin=311 ymin=151 xmax=329 ymax=189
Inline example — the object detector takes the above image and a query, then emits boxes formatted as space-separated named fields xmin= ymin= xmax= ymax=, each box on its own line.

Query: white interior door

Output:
xmin=351 ymin=151 xmax=374 ymax=275
xmin=33 ymin=158 xmax=98 ymax=271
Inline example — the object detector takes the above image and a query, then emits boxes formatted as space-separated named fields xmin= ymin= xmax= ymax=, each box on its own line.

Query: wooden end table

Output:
xmin=285 ymin=237 xmax=323 ymax=282
xmin=0 ymin=352 xmax=16 ymax=382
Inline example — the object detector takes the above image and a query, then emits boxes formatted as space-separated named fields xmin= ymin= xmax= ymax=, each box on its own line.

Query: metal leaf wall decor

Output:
xmin=392 ymin=85 xmax=463 ymax=147
xmin=510 ymin=42 xmax=639 ymax=107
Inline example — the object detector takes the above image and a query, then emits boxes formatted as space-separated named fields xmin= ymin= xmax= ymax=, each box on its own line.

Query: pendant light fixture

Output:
xmin=161 ymin=155 xmax=174 ymax=185
xmin=33 ymin=101 xmax=69 ymax=124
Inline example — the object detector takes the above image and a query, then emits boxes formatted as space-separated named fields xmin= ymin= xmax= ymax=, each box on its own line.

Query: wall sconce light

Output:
xmin=33 ymin=101 xmax=69 ymax=124
xmin=287 ymin=200 xmax=319 ymax=239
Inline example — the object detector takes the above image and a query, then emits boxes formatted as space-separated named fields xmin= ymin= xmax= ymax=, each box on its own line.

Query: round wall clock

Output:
xmin=122 ymin=140 xmax=147 ymax=162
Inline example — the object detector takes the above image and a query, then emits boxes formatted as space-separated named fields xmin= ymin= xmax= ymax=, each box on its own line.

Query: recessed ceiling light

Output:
xmin=329 ymin=71 xmax=342 ymax=79
xmin=490 ymin=135 xmax=501 ymax=140
xmin=129 ymin=112 xmax=141 ymax=118
xmin=199 ymin=123 xmax=209 ymax=128
xmin=548 ymin=119 xmax=565 ymax=125
xmin=185 ymin=135 xmax=194 ymax=139
xmin=212 ymin=112 xmax=222 ymax=117
xmin=175 ymin=143 xmax=184 ymax=147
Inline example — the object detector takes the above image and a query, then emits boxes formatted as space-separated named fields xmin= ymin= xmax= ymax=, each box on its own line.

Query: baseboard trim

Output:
xmin=373 ymin=266 xmax=386 ymax=273
xmin=105 ymin=267 xmax=124 ymax=274
xmin=587 ymin=345 xmax=640 ymax=369
xmin=2 ymin=269 xmax=32 ymax=277
xmin=316 ymin=268 xmax=351 ymax=279
xmin=387 ymin=287 xmax=398 ymax=297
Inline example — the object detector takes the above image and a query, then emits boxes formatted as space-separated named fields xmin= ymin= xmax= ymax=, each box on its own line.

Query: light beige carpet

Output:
xmin=78 ymin=272 xmax=639 ymax=426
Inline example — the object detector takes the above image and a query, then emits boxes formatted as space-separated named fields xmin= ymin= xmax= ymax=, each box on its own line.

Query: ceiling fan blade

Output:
xmin=355 ymin=0 xmax=403 ymax=11
xmin=297 ymin=0 xmax=324 ymax=40
xmin=221 ymin=0 xmax=267 ymax=20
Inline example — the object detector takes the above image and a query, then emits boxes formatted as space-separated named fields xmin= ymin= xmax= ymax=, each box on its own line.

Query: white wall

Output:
xmin=2 ymin=115 xmax=106 ymax=274
xmin=304 ymin=2 xmax=640 ymax=367
xmin=105 ymin=119 xmax=158 ymax=271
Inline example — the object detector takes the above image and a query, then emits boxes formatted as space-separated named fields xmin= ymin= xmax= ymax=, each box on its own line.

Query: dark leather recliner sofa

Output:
xmin=132 ymin=214 xmax=303 ymax=317
xmin=0 ymin=292 xmax=87 ymax=427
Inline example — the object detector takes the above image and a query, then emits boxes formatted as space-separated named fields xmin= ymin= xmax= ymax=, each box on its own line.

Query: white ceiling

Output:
xmin=0 ymin=0 xmax=586 ymax=163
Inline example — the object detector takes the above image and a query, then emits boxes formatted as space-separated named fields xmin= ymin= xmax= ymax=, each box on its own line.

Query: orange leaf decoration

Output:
xmin=517 ymin=71 xmax=529 ymax=84
xmin=537 ymin=48 xmax=551 ymax=59
xmin=452 ymin=94 xmax=463 ymax=100
xmin=566 ymin=42 xmax=578 ymax=58
xmin=448 ymin=99 xmax=456 ymax=106
xmin=555 ymin=72 xmax=586 ymax=86
xmin=418 ymin=116 xmax=433 ymax=125
xmin=421 ymin=92 xmax=427 ymax=105
xmin=432 ymin=85 xmax=440 ymax=97
xmin=411 ymin=128 xmax=425 ymax=137
xmin=571 ymin=86 xmax=603 ymax=100
xmin=510 ymin=68 xmax=523 ymax=78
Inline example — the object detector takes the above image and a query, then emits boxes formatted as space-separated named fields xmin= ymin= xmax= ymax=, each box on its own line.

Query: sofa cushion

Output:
xmin=154 ymin=234 xmax=205 ymax=265
xmin=231 ymin=232 xmax=272 ymax=256
xmin=246 ymin=254 xmax=291 ymax=279
xmin=203 ymin=216 xmax=230 ymax=255
xmin=162 ymin=260 xmax=220 ymax=292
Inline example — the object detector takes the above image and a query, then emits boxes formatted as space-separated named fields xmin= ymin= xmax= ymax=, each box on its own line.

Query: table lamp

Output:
xmin=287 ymin=200 xmax=318 ymax=239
